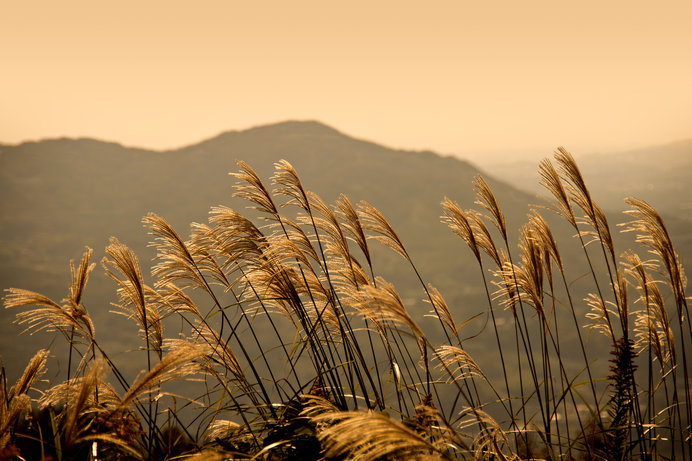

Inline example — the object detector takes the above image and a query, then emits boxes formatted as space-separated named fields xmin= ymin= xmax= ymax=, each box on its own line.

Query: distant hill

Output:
xmin=480 ymin=139 xmax=692 ymax=221
xmin=1 ymin=121 xmax=689 ymax=383
xmin=0 ymin=121 xmax=525 ymax=380
xmin=0 ymin=121 xmax=520 ymax=274
xmin=0 ymin=120 xmax=532 ymax=301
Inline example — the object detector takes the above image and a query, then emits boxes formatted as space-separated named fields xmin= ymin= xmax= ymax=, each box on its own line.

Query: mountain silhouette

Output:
xmin=1 ymin=121 xmax=689 ymax=383
xmin=480 ymin=139 xmax=692 ymax=221
xmin=0 ymin=120 xmax=532 ymax=294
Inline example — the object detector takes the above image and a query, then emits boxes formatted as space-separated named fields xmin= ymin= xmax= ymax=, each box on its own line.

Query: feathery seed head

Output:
xmin=473 ymin=175 xmax=508 ymax=242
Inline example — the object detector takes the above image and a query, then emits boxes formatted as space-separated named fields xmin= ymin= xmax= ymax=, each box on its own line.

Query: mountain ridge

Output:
xmin=0 ymin=120 xmax=370 ymax=154
xmin=0 ymin=120 xmax=505 ymax=379
xmin=1 ymin=120 xmax=690 ymax=386
xmin=480 ymin=138 xmax=692 ymax=221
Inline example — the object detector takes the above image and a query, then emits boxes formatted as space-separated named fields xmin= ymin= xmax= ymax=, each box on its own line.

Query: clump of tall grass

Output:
xmin=2 ymin=150 xmax=690 ymax=459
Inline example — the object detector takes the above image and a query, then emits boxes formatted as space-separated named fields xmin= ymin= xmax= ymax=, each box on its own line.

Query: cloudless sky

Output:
xmin=1 ymin=1 xmax=690 ymax=161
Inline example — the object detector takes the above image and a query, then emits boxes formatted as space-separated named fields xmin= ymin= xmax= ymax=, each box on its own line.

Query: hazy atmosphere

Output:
xmin=2 ymin=2 xmax=692 ymax=459
xmin=2 ymin=1 xmax=691 ymax=159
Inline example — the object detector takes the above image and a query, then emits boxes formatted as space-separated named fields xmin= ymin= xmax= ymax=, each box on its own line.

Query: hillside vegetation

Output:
xmin=2 ymin=145 xmax=691 ymax=459
xmin=0 ymin=121 xmax=533 ymax=381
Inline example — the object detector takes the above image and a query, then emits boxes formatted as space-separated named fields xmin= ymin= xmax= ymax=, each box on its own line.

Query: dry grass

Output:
xmin=2 ymin=151 xmax=690 ymax=460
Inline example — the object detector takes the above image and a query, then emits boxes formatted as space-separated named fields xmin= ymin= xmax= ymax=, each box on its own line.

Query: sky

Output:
xmin=1 ymin=1 xmax=691 ymax=162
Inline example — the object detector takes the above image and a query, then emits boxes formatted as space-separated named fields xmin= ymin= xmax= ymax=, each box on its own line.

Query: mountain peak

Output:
xmin=180 ymin=120 xmax=351 ymax=153
xmin=260 ymin=120 xmax=341 ymax=133
xmin=230 ymin=120 xmax=345 ymax=139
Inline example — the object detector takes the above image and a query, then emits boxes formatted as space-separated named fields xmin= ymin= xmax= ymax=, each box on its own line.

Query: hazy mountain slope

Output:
xmin=0 ymin=121 xmax=530 ymax=288
xmin=579 ymin=140 xmax=692 ymax=219
xmin=1 ymin=121 xmax=688 ymax=385
xmin=0 ymin=121 xmax=535 ymax=381
xmin=481 ymin=139 xmax=692 ymax=221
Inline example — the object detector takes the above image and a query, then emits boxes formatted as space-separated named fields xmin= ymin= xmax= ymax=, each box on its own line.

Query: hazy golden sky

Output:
xmin=2 ymin=1 xmax=690 ymax=159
